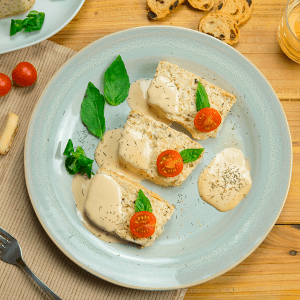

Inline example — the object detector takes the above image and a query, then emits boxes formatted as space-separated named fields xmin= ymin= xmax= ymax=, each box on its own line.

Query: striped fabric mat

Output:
xmin=0 ymin=40 xmax=187 ymax=300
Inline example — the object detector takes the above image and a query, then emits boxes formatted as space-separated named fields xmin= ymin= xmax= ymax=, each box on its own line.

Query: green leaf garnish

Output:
xmin=10 ymin=10 xmax=45 ymax=36
xmin=81 ymin=82 xmax=106 ymax=140
xmin=180 ymin=148 xmax=204 ymax=163
xmin=135 ymin=189 xmax=152 ymax=213
xmin=196 ymin=81 xmax=210 ymax=111
xmin=63 ymin=139 xmax=94 ymax=178
xmin=104 ymin=55 xmax=130 ymax=106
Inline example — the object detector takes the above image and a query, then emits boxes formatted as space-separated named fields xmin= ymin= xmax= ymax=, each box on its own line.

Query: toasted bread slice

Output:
xmin=0 ymin=0 xmax=35 ymax=19
xmin=147 ymin=0 xmax=185 ymax=20
xmin=118 ymin=111 xmax=205 ymax=187
xmin=187 ymin=0 xmax=214 ymax=11
xmin=94 ymin=168 xmax=174 ymax=247
xmin=148 ymin=61 xmax=236 ymax=140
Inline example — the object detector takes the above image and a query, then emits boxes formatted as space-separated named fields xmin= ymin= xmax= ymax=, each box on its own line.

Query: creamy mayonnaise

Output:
xmin=127 ymin=79 xmax=171 ymax=124
xmin=198 ymin=148 xmax=252 ymax=212
xmin=71 ymin=174 xmax=126 ymax=244
xmin=147 ymin=76 xmax=179 ymax=114
xmin=118 ymin=129 xmax=151 ymax=170
xmin=84 ymin=173 xmax=122 ymax=232
xmin=95 ymin=129 xmax=143 ymax=182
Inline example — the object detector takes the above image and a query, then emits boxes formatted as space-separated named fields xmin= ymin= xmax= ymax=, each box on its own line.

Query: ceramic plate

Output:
xmin=24 ymin=26 xmax=292 ymax=289
xmin=0 ymin=0 xmax=85 ymax=54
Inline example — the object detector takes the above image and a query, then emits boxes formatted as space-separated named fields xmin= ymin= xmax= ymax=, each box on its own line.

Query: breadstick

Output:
xmin=0 ymin=113 xmax=19 ymax=155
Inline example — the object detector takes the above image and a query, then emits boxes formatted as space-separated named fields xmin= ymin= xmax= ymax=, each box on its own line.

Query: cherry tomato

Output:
xmin=0 ymin=73 xmax=12 ymax=97
xmin=130 ymin=211 xmax=156 ymax=238
xmin=12 ymin=62 xmax=37 ymax=87
xmin=194 ymin=107 xmax=222 ymax=132
xmin=156 ymin=150 xmax=183 ymax=177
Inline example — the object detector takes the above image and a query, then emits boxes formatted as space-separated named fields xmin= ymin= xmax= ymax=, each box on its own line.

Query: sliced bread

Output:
xmin=118 ymin=110 xmax=205 ymax=187
xmin=147 ymin=0 xmax=185 ymax=20
xmin=91 ymin=168 xmax=175 ymax=247
xmin=0 ymin=0 xmax=35 ymax=19
xmin=148 ymin=60 xmax=236 ymax=139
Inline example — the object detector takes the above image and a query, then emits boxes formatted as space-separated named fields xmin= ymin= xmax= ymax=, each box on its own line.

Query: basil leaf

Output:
xmin=81 ymin=82 xmax=106 ymax=139
xmin=10 ymin=20 xmax=24 ymax=36
xmin=180 ymin=148 xmax=204 ymax=163
xmin=104 ymin=55 xmax=130 ymax=106
xmin=63 ymin=139 xmax=74 ymax=156
xmin=196 ymin=81 xmax=210 ymax=111
xmin=10 ymin=10 xmax=45 ymax=36
xmin=24 ymin=11 xmax=45 ymax=33
xmin=63 ymin=140 xmax=94 ymax=178
xmin=135 ymin=189 xmax=152 ymax=213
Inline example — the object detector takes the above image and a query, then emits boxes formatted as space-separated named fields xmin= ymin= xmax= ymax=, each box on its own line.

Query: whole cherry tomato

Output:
xmin=0 ymin=73 xmax=12 ymax=97
xmin=130 ymin=211 xmax=156 ymax=238
xmin=12 ymin=62 xmax=37 ymax=87
xmin=194 ymin=107 xmax=222 ymax=132
xmin=156 ymin=150 xmax=183 ymax=177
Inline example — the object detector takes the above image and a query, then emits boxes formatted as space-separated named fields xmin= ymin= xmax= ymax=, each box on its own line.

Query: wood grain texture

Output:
xmin=47 ymin=0 xmax=300 ymax=298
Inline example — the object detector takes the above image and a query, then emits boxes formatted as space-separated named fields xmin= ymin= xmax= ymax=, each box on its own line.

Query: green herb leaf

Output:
xmin=10 ymin=19 xmax=24 ymax=36
xmin=104 ymin=55 xmax=130 ymax=106
xmin=10 ymin=10 xmax=45 ymax=36
xmin=81 ymin=82 xmax=106 ymax=139
xmin=63 ymin=139 xmax=94 ymax=178
xmin=135 ymin=189 xmax=152 ymax=213
xmin=180 ymin=148 xmax=204 ymax=163
xmin=196 ymin=81 xmax=210 ymax=111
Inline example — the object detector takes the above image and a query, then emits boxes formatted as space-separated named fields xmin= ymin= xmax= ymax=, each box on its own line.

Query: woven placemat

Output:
xmin=0 ymin=40 xmax=187 ymax=300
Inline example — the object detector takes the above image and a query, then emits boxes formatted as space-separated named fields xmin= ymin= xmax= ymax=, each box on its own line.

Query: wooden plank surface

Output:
xmin=47 ymin=0 xmax=300 ymax=298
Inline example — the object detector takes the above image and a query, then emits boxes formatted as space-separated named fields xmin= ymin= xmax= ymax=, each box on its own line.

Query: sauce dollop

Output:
xmin=198 ymin=148 xmax=252 ymax=212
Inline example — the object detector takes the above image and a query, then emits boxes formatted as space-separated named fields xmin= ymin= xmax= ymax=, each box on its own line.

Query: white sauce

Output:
xmin=84 ymin=174 xmax=122 ymax=232
xmin=71 ymin=174 xmax=126 ymax=244
xmin=198 ymin=148 xmax=252 ymax=212
xmin=147 ymin=76 xmax=179 ymax=114
xmin=95 ymin=129 xmax=143 ymax=182
xmin=127 ymin=79 xmax=171 ymax=124
xmin=118 ymin=129 xmax=151 ymax=170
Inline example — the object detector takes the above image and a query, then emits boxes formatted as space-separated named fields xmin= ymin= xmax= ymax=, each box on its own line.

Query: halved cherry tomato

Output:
xmin=12 ymin=62 xmax=37 ymax=87
xmin=194 ymin=107 xmax=221 ymax=132
xmin=0 ymin=73 xmax=11 ymax=97
xmin=157 ymin=150 xmax=183 ymax=177
xmin=130 ymin=211 xmax=156 ymax=238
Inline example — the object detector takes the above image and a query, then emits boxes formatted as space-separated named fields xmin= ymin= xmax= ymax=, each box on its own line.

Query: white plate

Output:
xmin=0 ymin=0 xmax=85 ymax=54
xmin=24 ymin=26 xmax=292 ymax=289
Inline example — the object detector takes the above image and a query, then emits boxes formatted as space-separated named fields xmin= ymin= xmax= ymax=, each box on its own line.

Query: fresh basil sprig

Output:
xmin=10 ymin=10 xmax=45 ymax=36
xmin=196 ymin=81 xmax=210 ymax=111
xmin=104 ymin=55 xmax=130 ymax=106
xmin=180 ymin=148 xmax=204 ymax=163
xmin=63 ymin=139 xmax=94 ymax=178
xmin=81 ymin=82 xmax=106 ymax=140
xmin=135 ymin=189 xmax=152 ymax=213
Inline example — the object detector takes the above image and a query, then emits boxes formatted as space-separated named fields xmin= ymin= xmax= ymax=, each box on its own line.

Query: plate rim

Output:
xmin=24 ymin=25 xmax=293 ymax=290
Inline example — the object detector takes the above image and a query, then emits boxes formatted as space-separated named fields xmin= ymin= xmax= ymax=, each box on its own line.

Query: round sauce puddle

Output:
xmin=198 ymin=148 xmax=252 ymax=212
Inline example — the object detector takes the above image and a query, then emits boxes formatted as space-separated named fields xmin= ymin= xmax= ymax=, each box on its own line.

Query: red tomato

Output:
xmin=0 ymin=73 xmax=12 ymax=97
xmin=12 ymin=62 xmax=37 ymax=87
xmin=194 ymin=107 xmax=222 ymax=132
xmin=156 ymin=150 xmax=183 ymax=177
xmin=130 ymin=211 xmax=156 ymax=238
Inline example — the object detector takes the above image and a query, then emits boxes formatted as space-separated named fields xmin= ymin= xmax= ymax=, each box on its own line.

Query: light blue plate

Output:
xmin=0 ymin=0 xmax=85 ymax=54
xmin=24 ymin=26 xmax=292 ymax=289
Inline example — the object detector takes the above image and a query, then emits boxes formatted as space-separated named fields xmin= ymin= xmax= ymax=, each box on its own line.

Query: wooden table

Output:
xmin=49 ymin=0 xmax=300 ymax=298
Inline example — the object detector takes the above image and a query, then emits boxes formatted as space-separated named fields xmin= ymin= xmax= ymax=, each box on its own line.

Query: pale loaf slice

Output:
xmin=0 ymin=0 xmax=35 ymax=19
xmin=96 ymin=168 xmax=174 ymax=247
xmin=148 ymin=60 xmax=236 ymax=139
xmin=118 ymin=110 xmax=205 ymax=187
